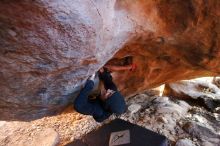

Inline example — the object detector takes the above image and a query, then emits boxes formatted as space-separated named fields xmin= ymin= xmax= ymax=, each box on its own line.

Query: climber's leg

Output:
xmin=105 ymin=91 xmax=126 ymax=115
xmin=74 ymin=80 xmax=111 ymax=122
xmin=99 ymin=68 xmax=126 ymax=115
xmin=99 ymin=68 xmax=117 ymax=91
xmin=74 ymin=80 xmax=94 ymax=112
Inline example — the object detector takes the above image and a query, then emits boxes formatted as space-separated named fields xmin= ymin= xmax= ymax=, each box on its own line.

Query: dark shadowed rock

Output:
xmin=0 ymin=0 xmax=220 ymax=120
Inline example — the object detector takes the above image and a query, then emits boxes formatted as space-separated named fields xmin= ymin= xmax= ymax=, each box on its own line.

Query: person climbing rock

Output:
xmin=73 ymin=64 xmax=136 ymax=122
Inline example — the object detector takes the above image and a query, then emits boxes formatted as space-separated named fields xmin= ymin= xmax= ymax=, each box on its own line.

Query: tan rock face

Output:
xmin=109 ymin=0 xmax=220 ymax=96
xmin=0 ymin=0 xmax=219 ymax=120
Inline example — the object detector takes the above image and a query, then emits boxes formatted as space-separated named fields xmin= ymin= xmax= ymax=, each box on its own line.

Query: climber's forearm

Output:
xmin=104 ymin=65 xmax=132 ymax=72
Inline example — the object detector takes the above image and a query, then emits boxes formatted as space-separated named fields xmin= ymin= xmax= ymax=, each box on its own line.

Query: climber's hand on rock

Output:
xmin=130 ymin=63 xmax=137 ymax=71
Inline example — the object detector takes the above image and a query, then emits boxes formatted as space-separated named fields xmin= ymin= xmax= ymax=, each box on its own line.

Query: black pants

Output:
xmin=98 ymin=68 xmax=117 ymax=91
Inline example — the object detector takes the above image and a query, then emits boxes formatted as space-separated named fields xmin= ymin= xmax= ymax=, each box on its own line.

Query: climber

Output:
xmin=73 ymin=64 xmax=136 ymax=122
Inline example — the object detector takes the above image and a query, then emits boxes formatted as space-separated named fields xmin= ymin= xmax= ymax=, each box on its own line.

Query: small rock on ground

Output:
xmin=175 ymin=138 xmax=195 ymax=146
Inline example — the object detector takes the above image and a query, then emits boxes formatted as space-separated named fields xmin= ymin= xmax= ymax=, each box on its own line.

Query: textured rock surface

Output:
xmin=0 ymin=0 xmax=132 ymax=120
xmin=183 ymin=122 xmax=220 ymax=146
xmin=175 ymin=139 xmax=195 ymax=146
xmin=0 ymin=0 xmax=220 ymax=120
xmin=163 ymin=77 xmax=220 ymax=99
xmin=0 ymin=121 xmax=60 ymax=146
xmin=163 ymin=77 xmax=220 ymax=111
xmin=32 ymin=128 xmax=59 ymax=146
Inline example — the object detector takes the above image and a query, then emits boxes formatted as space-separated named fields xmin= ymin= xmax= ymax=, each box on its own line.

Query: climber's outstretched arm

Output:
xmin=104 ymin=64 xmax=136 ymax=72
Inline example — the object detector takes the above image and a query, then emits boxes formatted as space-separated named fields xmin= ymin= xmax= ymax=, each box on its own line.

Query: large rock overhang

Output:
xmin=0 ymin=0 xmax=219 ymax=120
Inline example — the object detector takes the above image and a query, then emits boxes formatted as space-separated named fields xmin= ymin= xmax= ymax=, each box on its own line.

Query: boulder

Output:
xmin=0 ymin=0 xmax=220 ymax=120
xmin=32 ymin=128 xmax=59 ymax=146
xmin=163 ymin=78 xmax=220 ymax=111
